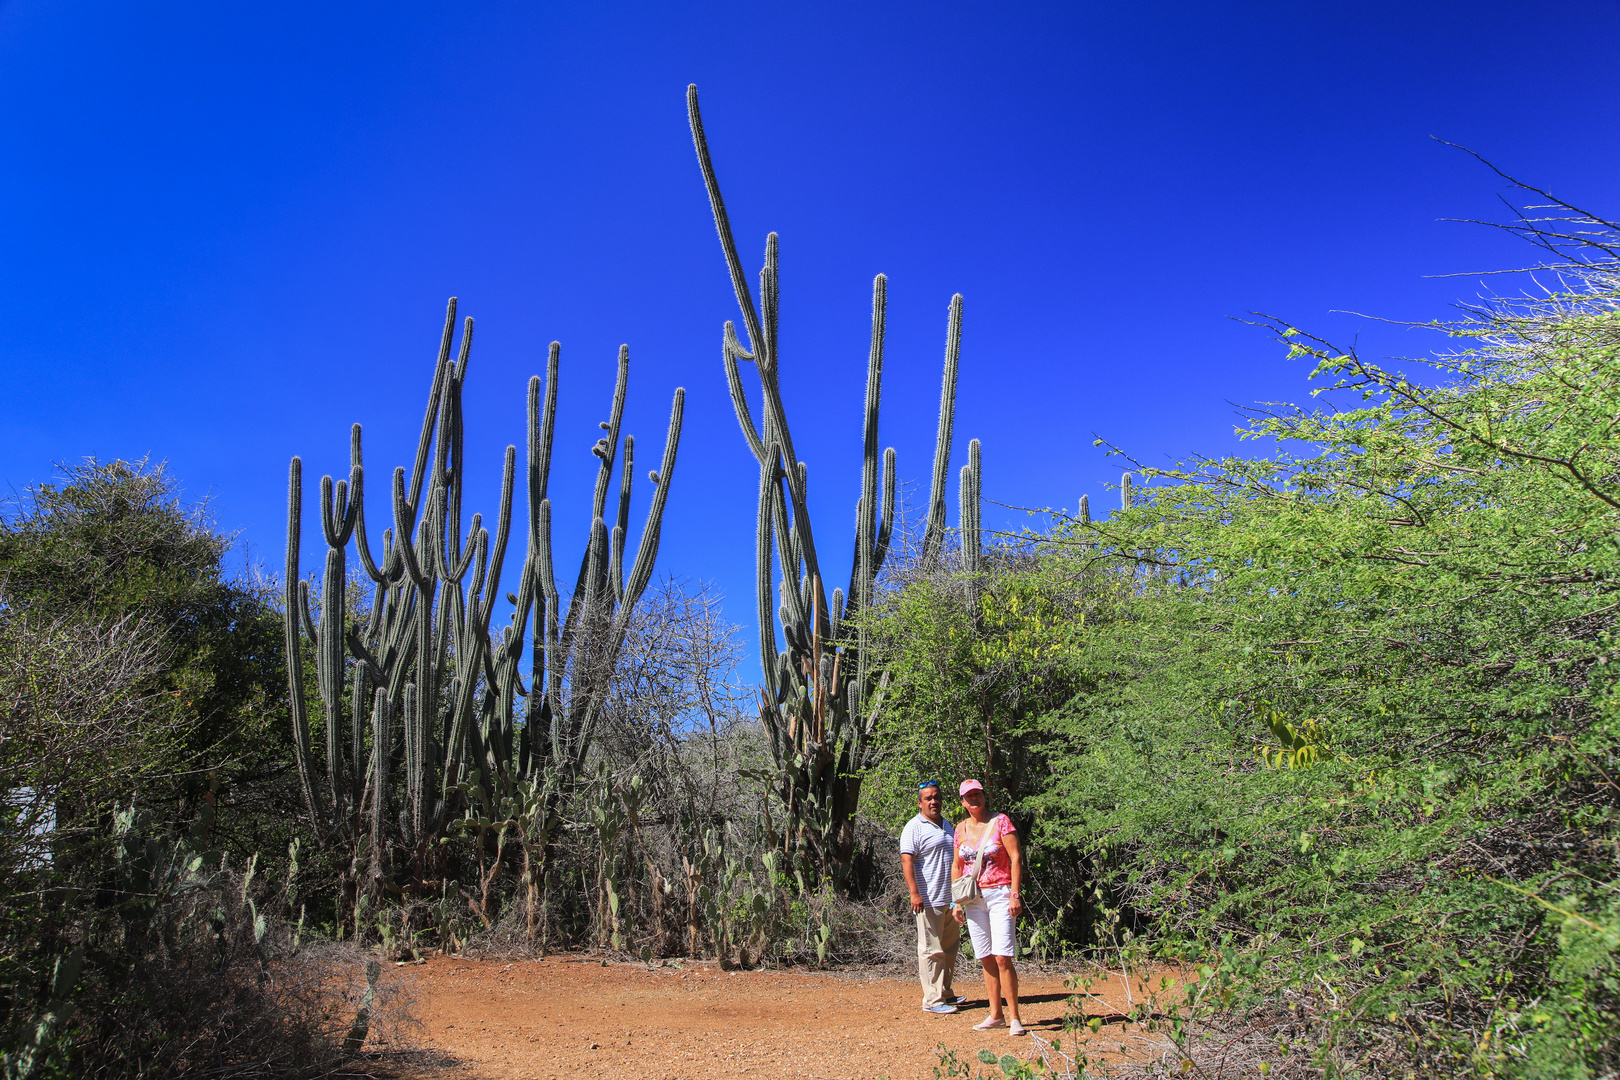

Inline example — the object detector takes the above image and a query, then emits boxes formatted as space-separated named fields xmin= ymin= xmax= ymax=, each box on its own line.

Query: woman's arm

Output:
xmin=1004 ymin=829 xmax=1024 ymax=918
xmin=950 ymin=842 xmax=967 ymax=923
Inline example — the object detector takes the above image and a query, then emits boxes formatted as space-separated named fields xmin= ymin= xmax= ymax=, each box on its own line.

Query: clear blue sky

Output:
xmin=3 ymin=1 xmax=1618 ymax=665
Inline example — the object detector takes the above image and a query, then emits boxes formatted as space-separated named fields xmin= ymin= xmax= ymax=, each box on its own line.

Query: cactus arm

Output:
xmin=406 ymin=300 xmax=456 ymax=515
xmin=843 ymin=276 xmax=887 ymax=631
xmin=350 ymin=662 xmax=367 ymax=812
xmin=442 ymin=629 xmax=487 ymax=789
xmin=284 ymin=457 xmax=324 ymax=832
xmin=501 ymin=557 xmax=537 ymax=668
xmin=921 ymin=294 xmax=963 ymax=564
xmin=722 ymin=323 xmax=767 ymax=461
xmin=364 ymin=575 xmax=387 ymax=640
xmin=687 ymin=115 xmax=817 ymax=557
xmin=430 ymin=325 xmax=468 ymax=539
xmin=443 ymin=512 xmax=482 ymax=585
xmin=384 ymin=601 xmax=418 ymax=704
xmin=400 ymin=682 xmax=419 ymax=844
xmin=528 ymin=347 xmax=560 ymax=541
xmin=588 ymin=518 xmax=611 ymax=607
xmin=319 ymin=474 xmax=342 ymax=549
xmin=349 ymin=425 xmax=390 ymax=584
xmin=610 ymin=526 xmax=626 ymax=606
xmin=463 ymin=525 xmax=491 ymax=626
xmin=380 ymin=526 xmax=401 ymax=581
xmin=536 ymin=500 xmax=566 ymax=721
xmin=411 ymin=579 xmax=436 ymax=841
xmin=857 ymin=275 xmax=885 ymax=612
xmin=369 ymin=687 xmax=390 ymax=868
xmin=687 ymin=113 xmax=825 ymax=623
xmin=476 ymin=446 xmax=517 ymax=632
xmin=534 ymin=500 xmax=559 ymax=613
xmin=687 ymin=84 xmax=767 ymax=360
xmin=590 ymin=345 xmax=631 ymax=523
xmin=750 ymin=236 xmax=812 ymax=521
xmin=557 ymin=517 xmax=598 ymax=677
xmin=874 ymin=446 xmax=896 ymax=572
xmin=619 ymin=388 xmax=684 ymax=611
xmin=754 ymin=445 xmax=779 ymax=686
xmin=1078 ymin=493 xmax=1090 ymax=525
xmin=320 ymin=544 xmax=347 ymax=820
xmin=392 ymin=469 xmax=434 ymax=589
xmin=297 ymin=579 xmax=319 ymax=646
xmin=345 ymin=626 xmax=388 ymax=685
xmin=778 ymin=453 xmax=825 ymax=626
xmin=1121 ymin=471 xmax=1133 ymax=510
xmin=569 ymin=387 xmax=685 ymax=772
xmin=959 ymin=464 xmax=973 ymax=566
xmin=442 ymin=385 xmax=465 ymax=575
xmin=453 ymin=313 xmax=473 ymax=381
xmin=960 ymin=438 xmax=984 ymax=573
xmin=769 ymin=460 xmax=810 ymax=639
xmin=433 ymin=573 xmax=455 ymax=689
xmin=613 ymin=435 xmax=633 ymax=604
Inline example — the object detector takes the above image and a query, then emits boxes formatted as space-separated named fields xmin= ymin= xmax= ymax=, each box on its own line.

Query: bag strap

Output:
xmin=966 ymin=819 xmax=991 ymax=881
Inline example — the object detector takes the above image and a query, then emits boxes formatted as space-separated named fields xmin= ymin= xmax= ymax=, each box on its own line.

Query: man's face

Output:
xmin=918 ymin=785 xmax=943 ymax=821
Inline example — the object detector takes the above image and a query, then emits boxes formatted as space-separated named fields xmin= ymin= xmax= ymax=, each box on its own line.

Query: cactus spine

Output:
xmin=688 ymin=84 xmax=983 ymax=878
xmin=283 ymin=299 xmax=683 ymax=912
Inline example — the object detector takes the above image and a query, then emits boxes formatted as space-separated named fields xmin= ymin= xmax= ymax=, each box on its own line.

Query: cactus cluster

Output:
xmin=687 ymin=85 xmax=983 ymax=876
xmin=284 ymin=300 xmax=684 ymax=899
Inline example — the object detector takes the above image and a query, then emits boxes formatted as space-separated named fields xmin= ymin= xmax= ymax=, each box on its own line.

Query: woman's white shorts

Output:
xmin=962 ymin=886 xmax=1016 ymax=958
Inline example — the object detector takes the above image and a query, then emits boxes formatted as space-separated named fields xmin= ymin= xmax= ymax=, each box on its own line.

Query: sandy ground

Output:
xmin=381 ymin=955 xmax=1180 ymax=1079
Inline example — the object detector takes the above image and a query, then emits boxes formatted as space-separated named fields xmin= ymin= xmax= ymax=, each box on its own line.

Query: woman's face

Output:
xmin=960 ymin=789 xmax=987 ymax=815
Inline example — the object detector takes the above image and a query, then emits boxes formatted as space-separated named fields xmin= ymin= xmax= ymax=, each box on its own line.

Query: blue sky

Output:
xmin=3 ymin=1 xmax=1618 ymax=673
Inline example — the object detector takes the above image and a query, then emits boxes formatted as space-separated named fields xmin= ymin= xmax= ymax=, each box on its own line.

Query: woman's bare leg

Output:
xmin=995 ymin=956 xmax=1021 ymax=1023
xmin=981 ymin=957 xmax=1003 ymax=1020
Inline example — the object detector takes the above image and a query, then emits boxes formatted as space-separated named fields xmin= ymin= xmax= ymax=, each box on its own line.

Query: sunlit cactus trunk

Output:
xmin=688 ymin=84 xmax=984 ymax=887
xmin=283 ymin=298 xmax=683 ymax=932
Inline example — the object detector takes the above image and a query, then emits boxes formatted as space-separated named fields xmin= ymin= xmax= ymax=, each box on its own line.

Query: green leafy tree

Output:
xmin=877 ymin=181 xmax=1620 ymax=1076
xmin=0 ymin=458 xmax=295 ymax=850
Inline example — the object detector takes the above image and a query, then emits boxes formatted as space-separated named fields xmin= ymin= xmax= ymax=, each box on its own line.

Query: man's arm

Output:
xmin=901 ymin=852 xmax=924 ymax=913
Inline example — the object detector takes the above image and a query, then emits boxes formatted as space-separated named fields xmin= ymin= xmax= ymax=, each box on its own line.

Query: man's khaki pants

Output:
xmin=915 ymin=905 xmax=960 ymax=1007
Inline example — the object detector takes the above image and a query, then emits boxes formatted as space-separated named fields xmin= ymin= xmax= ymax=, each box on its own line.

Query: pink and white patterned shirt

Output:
xmin=955 ymin=813 xmax=1016 ymax=890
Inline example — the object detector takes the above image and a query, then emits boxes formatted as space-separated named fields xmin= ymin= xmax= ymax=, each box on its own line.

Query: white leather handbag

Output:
xmin=951 ymin=822 xmax=991 ymax=904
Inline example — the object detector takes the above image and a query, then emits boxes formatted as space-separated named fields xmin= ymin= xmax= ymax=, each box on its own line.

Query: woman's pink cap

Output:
xmin=958 ymin=779 xmax=984 ymax=797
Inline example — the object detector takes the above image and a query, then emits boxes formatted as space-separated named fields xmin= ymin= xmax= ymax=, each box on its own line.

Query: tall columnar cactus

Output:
xmin=687 ymin=85 xmax=984 ymax=877
xmin=284 ymin=299 xmax=684 ymax=903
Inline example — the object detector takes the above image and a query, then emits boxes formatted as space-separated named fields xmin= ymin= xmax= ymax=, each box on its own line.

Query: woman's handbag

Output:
xmin=951 ymin=821 xmax=991 ymax=904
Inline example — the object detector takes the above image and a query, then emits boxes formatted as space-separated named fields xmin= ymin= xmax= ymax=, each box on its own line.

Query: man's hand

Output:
xmin=910 ymin=894 xmax=924 ymax=914
xmin=952 ymin=904 xmax=966 ymax=925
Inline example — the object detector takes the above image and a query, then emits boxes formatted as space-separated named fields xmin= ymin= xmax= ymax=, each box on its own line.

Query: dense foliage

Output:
xmin=870 ymin=202 xmax=1620 ymax=1075
xmin=0 ymin=461 xmax=379 ymax=1078
xmin=9 ymin=180 xmax=1619 ymax=1078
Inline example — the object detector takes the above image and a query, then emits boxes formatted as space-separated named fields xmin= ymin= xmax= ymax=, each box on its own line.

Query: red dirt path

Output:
xmin=392 ymin=955 xmax=1179 ymax=1079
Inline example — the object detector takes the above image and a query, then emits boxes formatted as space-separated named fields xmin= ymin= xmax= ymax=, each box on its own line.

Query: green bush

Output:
xmin=876 ymin=198 xmax=1620 ymax=1076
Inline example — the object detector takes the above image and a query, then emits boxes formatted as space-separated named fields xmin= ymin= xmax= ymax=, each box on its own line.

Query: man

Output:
xmin=900 ymin=780 xmax=964 ymax=1014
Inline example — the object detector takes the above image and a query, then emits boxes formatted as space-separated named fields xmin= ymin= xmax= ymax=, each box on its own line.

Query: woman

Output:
xmin=950 ymin=778 xmax=1025 ymax=1035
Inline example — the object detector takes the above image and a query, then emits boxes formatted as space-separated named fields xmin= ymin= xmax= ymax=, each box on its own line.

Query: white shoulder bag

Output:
xmin=951 ymin=820 xmax=991 ymax=904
